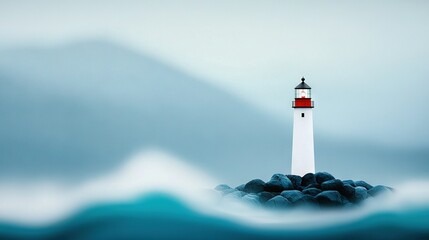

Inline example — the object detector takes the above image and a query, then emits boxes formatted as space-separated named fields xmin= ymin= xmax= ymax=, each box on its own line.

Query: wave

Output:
xmin=0 ymin=150 xmax=428 ymax=239
xmin=0 ymin=150 xmax=218 ymax=225
xmin=0 ymin=192 xmax=428 ymax=240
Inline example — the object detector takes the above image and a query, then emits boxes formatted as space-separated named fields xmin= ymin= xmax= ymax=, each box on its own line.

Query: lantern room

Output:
xmin=296 ymin=88 xmax=311 ymax=98
xmin=292 ymin=77 xmax=314 ymax=108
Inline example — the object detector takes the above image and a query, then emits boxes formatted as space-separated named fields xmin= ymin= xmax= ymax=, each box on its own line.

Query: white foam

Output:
xmin=0 ymin=149 xmax=218 ymax=225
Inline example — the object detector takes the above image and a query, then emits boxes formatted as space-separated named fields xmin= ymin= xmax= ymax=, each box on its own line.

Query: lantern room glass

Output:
xmin=295 ymin=89 xmax=311 ymax=98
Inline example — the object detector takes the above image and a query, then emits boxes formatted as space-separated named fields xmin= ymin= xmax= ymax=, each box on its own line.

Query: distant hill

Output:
xmin=0 ymin=41 xmax=427 ymax=185
xmin=0 ymin=41 xmax=292 ymax=183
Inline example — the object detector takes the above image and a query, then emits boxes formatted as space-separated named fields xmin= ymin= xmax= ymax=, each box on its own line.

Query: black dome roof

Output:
xmin=295 ymin=77 xmax=311 ymax=89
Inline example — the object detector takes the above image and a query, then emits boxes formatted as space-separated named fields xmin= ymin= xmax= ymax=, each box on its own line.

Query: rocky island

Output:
xmin=215 ymin=172 xmax=392 ymax=208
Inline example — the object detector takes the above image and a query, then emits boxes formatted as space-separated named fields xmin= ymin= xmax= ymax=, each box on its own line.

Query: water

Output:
xmin=0 ymin=150 xmax=428 ymax=239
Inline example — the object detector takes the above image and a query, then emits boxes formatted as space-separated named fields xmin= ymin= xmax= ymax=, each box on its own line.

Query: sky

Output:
xmin=1 ymin=0 xmax=428 ymax=148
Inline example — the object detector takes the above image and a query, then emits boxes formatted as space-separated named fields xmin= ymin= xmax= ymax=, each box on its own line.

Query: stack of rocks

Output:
xmin=215 ymin=172 xmax=392 ymax=208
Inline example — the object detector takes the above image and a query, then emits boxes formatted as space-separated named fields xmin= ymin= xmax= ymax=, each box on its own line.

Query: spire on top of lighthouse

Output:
xmin=295 ymin=77 xmax=311 ymax=89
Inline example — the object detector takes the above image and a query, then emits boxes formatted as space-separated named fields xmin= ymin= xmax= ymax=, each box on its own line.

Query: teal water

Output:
xmin=0 ymin=193 xmax=428 ymax=240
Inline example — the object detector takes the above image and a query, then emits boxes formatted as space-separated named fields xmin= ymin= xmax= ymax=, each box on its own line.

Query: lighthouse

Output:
xmin=291 ymin=77 xmax=315 ymax=176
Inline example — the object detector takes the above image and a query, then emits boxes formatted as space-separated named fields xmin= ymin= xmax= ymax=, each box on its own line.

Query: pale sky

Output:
xmin=1 ymin=0 xmax=428 ymax=148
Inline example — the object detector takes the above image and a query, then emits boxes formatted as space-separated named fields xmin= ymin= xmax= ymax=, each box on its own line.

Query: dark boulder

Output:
xmin=321 ymin=179 xmax=344 ymax=191
xmin=354 ymin=186 xmax=368 ymax=202
xmin=223 ymin=190 xmax=245 ymax=199
xmin=342 ymin=180 xmax=356 ymax=187
xmin=242 ymin=194 xmax=260 ymax=206
xmin=215 ymin=184 xmax=232 ymax=192
xmin=265 ymin=174 xmax=294 ymax=192
xmin=286 ymin=175 xmax=302 ymax=190
xmin=315 ymin=190 xmax=343 ymax=206
xmin=341 ymin=196 xmax=351 ymax=205
xmin=258 ymin=191 xmax=276 ymax=203
xmin=282 ymin=190 xmax=318 ymax=206
xmin=315 ymin=172 xmax=335 ymax=184
xmin=265 ymin=195 xmax=291 ymax=208
xmin=301 ymin=173 xmax=317 ymax=187
xmin=244 ymin=179 xmax=266 ymax=193
xmin=355 ymin=181 xmax=373 ymax=190
xmin=304 ymin=183 xmax=321 ymax=190
xmin=281 ymin=190 xmax=305 ymax=203
xmin=221 ymin=188 xmax=238 ymax=196
xmin=368 ymin=185 xmax=391 ymax=197
xmin=340 ymin=184 xmax=356 ymax=200
xmin=302 ymin=188 xmax=322 ymax=197
xmin=215 ymin=185 xmax=235 ymax=199
xmin=294 ymin=195 xmax=318 ymax=206
xmin=235 ymin=184 xmax=245 ymax=191
xmin=343 ymin=202 xmax=355 ymax=208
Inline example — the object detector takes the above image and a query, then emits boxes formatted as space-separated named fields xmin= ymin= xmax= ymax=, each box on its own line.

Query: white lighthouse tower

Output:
xmin=291 ymin=77 xmax=315 ymax=176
